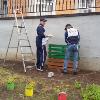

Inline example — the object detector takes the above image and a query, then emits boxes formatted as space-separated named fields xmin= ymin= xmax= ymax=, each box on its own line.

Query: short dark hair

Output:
xmin=66 ymin=24 xmax=72 ymax=27
xmin=64 ymin=24 xmax=73 ymax=30
xmin=40 ymin=18 xmax=47 ymax=22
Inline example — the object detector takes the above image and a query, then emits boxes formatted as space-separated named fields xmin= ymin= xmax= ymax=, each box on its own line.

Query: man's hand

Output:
xmin=46 ymin=34 xmax=53 ymax=37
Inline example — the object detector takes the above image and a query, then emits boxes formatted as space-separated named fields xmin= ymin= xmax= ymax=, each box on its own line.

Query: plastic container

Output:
xmin=25 ymin=87 xmax=33 ymax=96
xmin=58 ymin=92 xmax=67 ymax=100
xmin=7 ymin=82 xmax=15 ymax=90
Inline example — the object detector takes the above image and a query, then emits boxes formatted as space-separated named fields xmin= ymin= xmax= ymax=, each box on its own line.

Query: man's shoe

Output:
xmin=61 ymin=71 xmax=67 ymax=74
xmin=40 ymin=67 xmax=44 ymax=72
xmin=36 ymin=66 xmax=41 ymax=71
xmin=36 ymin=68 xmax=41 ymax=71
xmin=40 ymin=69 xmax=43 ymax=72
xmin=73 ymin=72 xmax=77 ymax=75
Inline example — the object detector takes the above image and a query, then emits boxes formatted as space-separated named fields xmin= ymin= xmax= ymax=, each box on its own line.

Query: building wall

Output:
xmin=27 ymin=0 xmax=56 ymax=16
xmin=78 ymin=0 xmax=96 ymax=13
xmin=56 ymin=0 xmax=79 ymax=15
xmin=0 ymin=15 xmax=100 ymax=71
xmin=1 ymin=0 xmax=100 ymax=16
xmin=0 ymin=0 xmax=6 ymax=15
xmin=0 ymin=1 xmax=1 ymax=12
xmin=8 ymin=0 xmax=27 ymax=17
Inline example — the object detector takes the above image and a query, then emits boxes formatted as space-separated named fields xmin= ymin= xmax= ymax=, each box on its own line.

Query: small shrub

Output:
xmin=74 ymin=80 xmax=81 ymax=89
xmin=81 ymin=84 xmax=100 ymax=100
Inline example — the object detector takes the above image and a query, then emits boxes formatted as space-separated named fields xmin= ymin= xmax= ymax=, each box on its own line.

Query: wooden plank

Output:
xmin=48 ymin=58 xmax=64 ymax=63
xmin=48 ymin=51 xmax=65 ymax=54
xmin=48 ymin=63 xmax=73 ymax=68
xmin=48 ymin=58 xmax=73 ymax=63
xmin=48 ymin=61 xmax=73 ymax=65
xmin=48 ymin=51 xmax=76 ymax=57
xmin=49 ymin=44 xmax=66 ymax=48
xmin=48 ymin=55 xmax=64 ymax=59
xmin=48 ymin=62 xmax=64 ymax=67
xmin=48 ymin=48 xmax=65 ymax=52
xmin=48 ymin=65 xmax=63 ymax=68
xmin=49 ymin=44 xmax=80 ymax=50
xmin=48 ymin=55 xmax=79 ymax=61
xmin=48 ymin=65 xmax=73 ymax=69
xmin=48 ymin=55 xmax=65 ymax=59
xmin=48 ymin=60 xmax=73 ymax=68
xmin=48 ymin=52 xmax=74 ymax=57
xmin=48 ymin=65 xmax=79 ymax=72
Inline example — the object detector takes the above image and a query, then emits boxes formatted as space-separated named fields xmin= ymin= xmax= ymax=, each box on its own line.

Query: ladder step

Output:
xmin=23 ymin=59 xmax=35 ymax=62
xmin=8 ymin=47 xmax=17 ymax=48
xmin=21 ymin=53 xmax=33 ymax=54
xmin=26 ymin=66 xmax=34 ymax=69
xmin=13 ymin=26 xmax=25 ymax=28
xmin=19 ymin=39 xmax=28 ymax=41
xmin=20 ymin=46 xmax=31 ymax=47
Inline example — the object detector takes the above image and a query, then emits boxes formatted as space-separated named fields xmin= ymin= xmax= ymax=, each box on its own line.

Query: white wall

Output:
xmin=0 ymin=15 xmax=100 ymax=71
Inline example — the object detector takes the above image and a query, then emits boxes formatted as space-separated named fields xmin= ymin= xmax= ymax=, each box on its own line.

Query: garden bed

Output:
xmin=0 ymin=59 xmax=100 ymax=100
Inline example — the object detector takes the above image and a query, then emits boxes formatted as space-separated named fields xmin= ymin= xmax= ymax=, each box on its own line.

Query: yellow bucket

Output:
xmin=25 ymin=81 xmax=36 ymax=96
xmin=25 ymin=88 xmax=33 ymax=96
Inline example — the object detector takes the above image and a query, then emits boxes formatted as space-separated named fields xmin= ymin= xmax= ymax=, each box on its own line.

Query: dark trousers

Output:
xmin=36 ymin=46 xmax=43 ymax=68
xmin=36 ymin=45 xmax=47 ymax=69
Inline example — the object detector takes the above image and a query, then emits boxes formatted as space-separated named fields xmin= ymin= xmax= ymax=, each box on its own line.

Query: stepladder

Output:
xmin=4 ymin=9 xmax=35 ymax=72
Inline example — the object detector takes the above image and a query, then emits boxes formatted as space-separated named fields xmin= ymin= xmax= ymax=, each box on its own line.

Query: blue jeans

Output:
xmin=64 ymin=44 xmax=79 ymax=72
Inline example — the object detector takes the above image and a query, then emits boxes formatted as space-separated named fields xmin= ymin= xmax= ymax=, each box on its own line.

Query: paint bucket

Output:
xmin=25 ymin=81 xmax=36 ymax=96
xmin=58 ymin=92 xmax=67 ymax=100
xmin=7 ymin=82 xmax=15 ymax=90
xmin=25 ymin=87 xmax=33 ymax=96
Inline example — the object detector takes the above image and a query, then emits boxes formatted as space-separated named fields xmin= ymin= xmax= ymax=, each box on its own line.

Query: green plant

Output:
xmin=74 ymin=80 xmax=81 ymax=89
xmin=7 ymin=76 xmax=16 ymax=83
xmin=53 ymin=85 xmax=68 ymax=94
xmin=25 ymin=81 xmax=36 ymax=89
xmin=6 ymin=77 xmax=15 ymax=91
xmin=81 ymin=84 xmax=100 ymax=100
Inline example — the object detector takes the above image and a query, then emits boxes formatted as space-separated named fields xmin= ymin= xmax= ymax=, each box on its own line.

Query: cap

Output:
xmin=40 ymin=18 xmax=47 ymax=22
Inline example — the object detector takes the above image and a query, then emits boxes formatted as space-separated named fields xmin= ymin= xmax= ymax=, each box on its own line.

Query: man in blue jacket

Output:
xmin=36 ymin=18 xmax=47 ymax=71
xmin=62 ymin=24 xmax=80 ymax=75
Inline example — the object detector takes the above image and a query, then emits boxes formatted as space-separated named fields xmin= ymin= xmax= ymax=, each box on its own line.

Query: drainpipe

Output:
xmin=40 ymin=0 xmax=41 ymax=17
xmin=3 ymin=0 xmax=7 ymax=17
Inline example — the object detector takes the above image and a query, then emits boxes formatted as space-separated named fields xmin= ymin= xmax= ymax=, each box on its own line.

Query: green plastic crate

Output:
xmin=48 ymin=44 xmax=80 ymax=61
xmin=49 ymin=44 xmax=67 ymax=48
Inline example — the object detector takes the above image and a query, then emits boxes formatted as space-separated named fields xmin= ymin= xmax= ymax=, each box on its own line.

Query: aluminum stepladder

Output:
xmin=4 ymin=9 xmax=35 ymax=72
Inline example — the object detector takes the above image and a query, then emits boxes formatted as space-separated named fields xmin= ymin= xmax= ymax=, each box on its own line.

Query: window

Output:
xmin=79 ymin=0 xmax=95 ymax=8
xmin=79 ymin=0 xmax=86 ymax=8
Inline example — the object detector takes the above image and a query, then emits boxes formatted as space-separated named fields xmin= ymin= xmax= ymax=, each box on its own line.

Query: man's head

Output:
xmin=40 ymin=18 xmax=47 ymax=26
xmin=65 ymin=24 xmax=73 ymax=30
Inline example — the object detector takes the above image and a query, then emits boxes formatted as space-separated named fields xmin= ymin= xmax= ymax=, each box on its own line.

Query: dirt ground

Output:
xmin=0 ymin=59 xmax=100 ymax=100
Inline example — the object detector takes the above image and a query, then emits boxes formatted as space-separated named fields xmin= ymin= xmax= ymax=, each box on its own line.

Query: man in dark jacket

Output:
xmin=36 ymin=18 xmax=47 ymax=71
xmin=62 ymin=24 xmax=80 ymax=75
